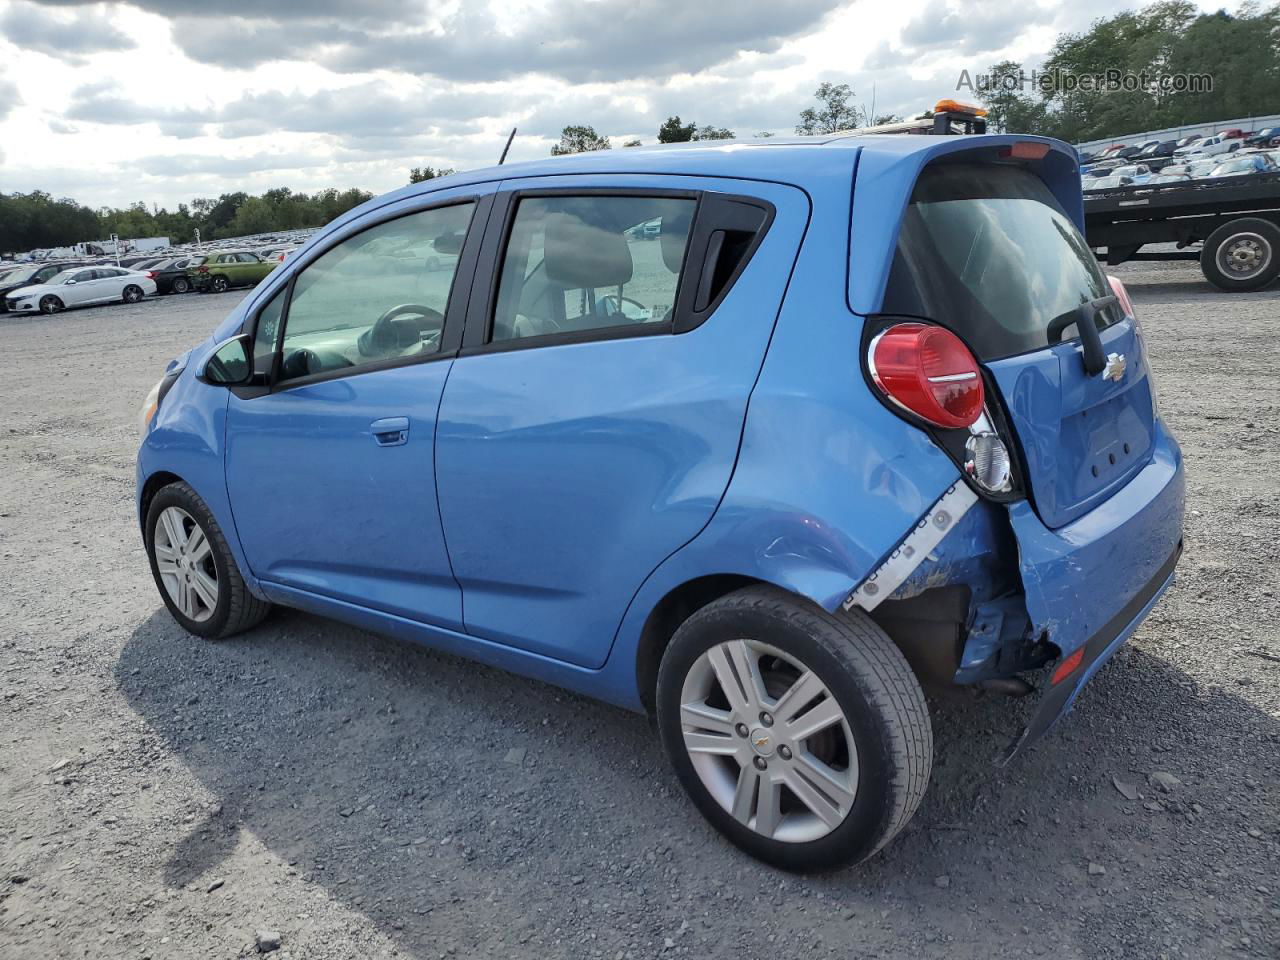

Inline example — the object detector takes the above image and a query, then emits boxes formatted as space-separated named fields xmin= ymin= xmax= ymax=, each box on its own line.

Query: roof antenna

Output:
xmin=498 ymin=127 xmax=517 ymax=165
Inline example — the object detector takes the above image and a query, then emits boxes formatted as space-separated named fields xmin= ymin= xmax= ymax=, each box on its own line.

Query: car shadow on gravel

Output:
xmin=115 ymin=606 xmax=1279 ymax=958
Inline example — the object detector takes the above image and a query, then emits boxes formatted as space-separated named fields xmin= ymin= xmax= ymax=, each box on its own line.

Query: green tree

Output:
xmin=550 ymin=125 xmax=611 ymax=155
xmin=796 ymin=82 xmax=864 ymax=135
xmin=693 ymin=125 xmax=735 ymax=140
xmin=409 ymin=165 xmax=456 ymax=183
xmin=974 ymin=60 xmax=1048 ymax=134
xmin=657 ymin=116 xmax=696 ymax=142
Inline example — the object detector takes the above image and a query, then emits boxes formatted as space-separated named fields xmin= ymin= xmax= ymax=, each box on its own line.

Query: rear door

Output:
xmin=435 ymin=176 xmax=810 ymax=668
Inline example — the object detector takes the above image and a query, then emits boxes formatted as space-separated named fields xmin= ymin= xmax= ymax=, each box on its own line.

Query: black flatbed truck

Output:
xmin=1083 ymin=172 xmax=1280 ymax=291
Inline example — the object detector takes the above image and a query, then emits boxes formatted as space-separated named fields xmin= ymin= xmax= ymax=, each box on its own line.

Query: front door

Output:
xmin=435 ymin=177 xmax=809 ymax=667
xmin=223 ymin=190 xmax=490 ymax=630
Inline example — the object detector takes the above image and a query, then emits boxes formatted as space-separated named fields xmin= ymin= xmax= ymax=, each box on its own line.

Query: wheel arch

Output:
xmin=139 ymin=469 xmax=183 ymax=531
xmin=635 ymin=574 xmax=814 ymax=715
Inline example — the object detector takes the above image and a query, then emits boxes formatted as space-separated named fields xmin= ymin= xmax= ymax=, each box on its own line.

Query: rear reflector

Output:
xmin=869 ymin=323 xmax=985 ymax=429
xmin=1051 ymin=647 xmax=1086 ymax=685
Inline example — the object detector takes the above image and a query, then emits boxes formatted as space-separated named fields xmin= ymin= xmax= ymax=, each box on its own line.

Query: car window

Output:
xmin=491 ymin=194 xmax=695 ymax=343
xmin=237 ymin=253 xmax=260 ymax=263
xmin=251 ymin=287 xmax=287 ymax=377
xmin=276 ymin=201 xmax=475 ymax=383
xmin=885 ymin=163 xmax=1119 ymax=361
xmin=75 ymin=270 xmax=97 ymax=282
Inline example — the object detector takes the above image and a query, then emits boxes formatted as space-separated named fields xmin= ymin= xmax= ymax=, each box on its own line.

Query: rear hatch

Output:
xmin=882 ymin=162 xmax=1157 ymax=528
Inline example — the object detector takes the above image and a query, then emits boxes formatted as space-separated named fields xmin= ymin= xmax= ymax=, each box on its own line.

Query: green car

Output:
xmin=188 ymin=251 xmax=278 ymax=293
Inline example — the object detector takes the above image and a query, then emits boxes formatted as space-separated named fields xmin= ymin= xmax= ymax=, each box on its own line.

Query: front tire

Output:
xmin=145 ymin=481 xmax=271 ymax=639
xmin=656 ymin=586 xmax=932 ymax=871
xmin=39 ymin=295 xmax=63 ymax=314
xmin=1201 ymin=218 xmax=1280 ymax=292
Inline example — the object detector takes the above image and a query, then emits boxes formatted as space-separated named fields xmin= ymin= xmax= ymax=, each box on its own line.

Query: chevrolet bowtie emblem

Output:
xmin=1102 ymin=352 xmax=1126 ymax=382
xmin=754 ymin=736 xmax=769 ymax=748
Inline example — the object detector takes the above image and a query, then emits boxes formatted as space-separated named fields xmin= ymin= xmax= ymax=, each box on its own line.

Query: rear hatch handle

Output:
xmin=1047 ymin=294 xmax=1117 ymax=376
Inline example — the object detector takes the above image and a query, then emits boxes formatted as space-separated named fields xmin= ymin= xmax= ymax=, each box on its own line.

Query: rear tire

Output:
xmin=656 ymin=586 xmax=932 ymax=871
xmin=1201 ymin=218 xmax=1280 ymax=292
xmin=172 ymin=276 xmax=191 ymax=294
xmin=210 ymin=276 xmax=229 ymax=293
xmin=39 ymin=295 xmax=63 ymax=314
xmin=145 ymin=481 xmax=271 ymax=639
xmin=122 ymin=284 xmax=144 ymax=303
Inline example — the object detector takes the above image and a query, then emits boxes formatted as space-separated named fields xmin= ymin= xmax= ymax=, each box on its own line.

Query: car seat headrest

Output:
xmin=544 ymin=213 xmax=633 ymax=289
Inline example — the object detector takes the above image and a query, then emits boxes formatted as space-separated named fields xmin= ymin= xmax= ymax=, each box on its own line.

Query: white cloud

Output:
xmin=0 ymin=0 xmax=1234 ymax=209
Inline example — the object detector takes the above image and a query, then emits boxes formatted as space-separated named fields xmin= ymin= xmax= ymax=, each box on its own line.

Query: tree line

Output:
xmin=975 ymin=1 xmax=1280 ymax=141
xmin=0 ymin=186 xmax=373 ymax=257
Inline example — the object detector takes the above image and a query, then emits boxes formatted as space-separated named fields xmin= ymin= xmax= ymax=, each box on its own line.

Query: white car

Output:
xmin=4 ymin=266 xmax=158 ymax=315
xmin=1173 ymin=134 xmax=1240 ymax=159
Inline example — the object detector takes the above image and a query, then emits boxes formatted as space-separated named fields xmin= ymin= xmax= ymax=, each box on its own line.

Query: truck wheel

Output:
xmin=656 ymin=586 xmax=932 ymax=871
xmin=1201 ymin=218 xmax=1280 ymax=292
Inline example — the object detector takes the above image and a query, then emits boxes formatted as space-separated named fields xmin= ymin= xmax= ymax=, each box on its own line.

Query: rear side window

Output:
xmin=883 ymin=163 xmax=1119 ymax=360
xmin=491 ymin=195 xmax=695 ymax=342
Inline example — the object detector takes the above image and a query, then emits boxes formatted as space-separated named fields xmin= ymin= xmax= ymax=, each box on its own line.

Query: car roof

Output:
xmin=362 ymin=133 xmax=1072 ymax=209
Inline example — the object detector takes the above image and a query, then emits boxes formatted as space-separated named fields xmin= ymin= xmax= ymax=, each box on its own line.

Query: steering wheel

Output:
xmin=597 ymin=294 xmax=649 ymax=321
xmin=357 ymin=303 xmax=444 ymax=358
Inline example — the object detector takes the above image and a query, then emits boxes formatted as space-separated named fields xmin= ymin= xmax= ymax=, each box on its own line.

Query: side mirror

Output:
xmin=65 ymin=279 xmax=77 ymax=285
xmin=199 ymin=334 xmax=253 ymax=386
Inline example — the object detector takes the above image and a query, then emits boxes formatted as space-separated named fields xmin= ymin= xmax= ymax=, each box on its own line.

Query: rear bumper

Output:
xmin=999 ymin=421 xmax=1184 ymax=759
xmin=998 ymin=537 xmax=1180 ymax=762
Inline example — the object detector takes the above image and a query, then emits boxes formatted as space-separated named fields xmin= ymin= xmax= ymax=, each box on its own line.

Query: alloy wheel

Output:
xmin=153 ymin=506 xmax=218 ymax=622
xmin=679 ymin=639 xmax=858 ymax=843
xmin=124 ymin=285 xmax=143 ymax=303
xmin=39 ymin=296 xmax=61 ymax=314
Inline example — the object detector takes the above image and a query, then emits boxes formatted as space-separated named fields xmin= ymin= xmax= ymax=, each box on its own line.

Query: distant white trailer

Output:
xmin=80 ymin=236 xmax=170 ymax=256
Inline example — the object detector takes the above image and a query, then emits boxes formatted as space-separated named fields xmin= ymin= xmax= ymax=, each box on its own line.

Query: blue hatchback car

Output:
xmin=137 ymin=133 xmax=1184 ymax=871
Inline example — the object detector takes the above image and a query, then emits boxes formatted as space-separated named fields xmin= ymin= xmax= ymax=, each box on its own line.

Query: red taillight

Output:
xmin=1051 ymin=647 xmax=1086 ymax=685
xmin=197 ymin=265 xmax=208 ymax=273
xmin=869 ymin=323 xmax=985 ymax=429
xmin=145 ymin=271 xmax=156 ymax=279
xmin=1107 ymin=274 xmax=1134 ymax=319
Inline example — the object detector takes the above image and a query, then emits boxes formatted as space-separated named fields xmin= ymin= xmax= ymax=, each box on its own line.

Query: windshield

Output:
xmin=4 ymin=265 xmax=42 ymax=284
xmin=884 ymin=163 xmax=1119 ymax=361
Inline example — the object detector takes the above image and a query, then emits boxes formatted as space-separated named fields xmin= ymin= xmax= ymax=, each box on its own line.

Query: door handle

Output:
xmin=370 ymin=416 xmax=410 ymax=446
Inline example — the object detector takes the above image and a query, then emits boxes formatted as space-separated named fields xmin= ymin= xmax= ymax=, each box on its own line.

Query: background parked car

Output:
xmin=0 ymin=261 xmax=94 ymax=311
xmin=1109 ymin=163 xmax=1156 ymax=184
xmin=4 ymin=266 xmax=156 ymax=314
xmin=147 ymin=256 xmax=203 ymax=294
xmin=188 ymin=251 xmax=277 ymax=293
xmin=1174 ymin=134 xmax=1240 ymax=158
xmin=1206 ymin=154 xmax=1279 ymax=178
xmin=1084 ymin=174 xmax=1134 ymax=191
xmin=1146 ymin=172 xmax=1193 ymax=185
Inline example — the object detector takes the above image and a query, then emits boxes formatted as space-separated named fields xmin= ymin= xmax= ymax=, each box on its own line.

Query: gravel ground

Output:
xmin=1 ymin=265 xmax=1277 ymax=960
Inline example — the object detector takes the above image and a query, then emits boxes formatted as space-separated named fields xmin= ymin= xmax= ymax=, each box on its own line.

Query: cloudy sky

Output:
xmin=0 ymin=0 xmax=1223 ymax=209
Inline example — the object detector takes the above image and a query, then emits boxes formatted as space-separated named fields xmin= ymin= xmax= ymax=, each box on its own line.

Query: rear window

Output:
xmin=883 ymin=163 xmax=1120 ymax=360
